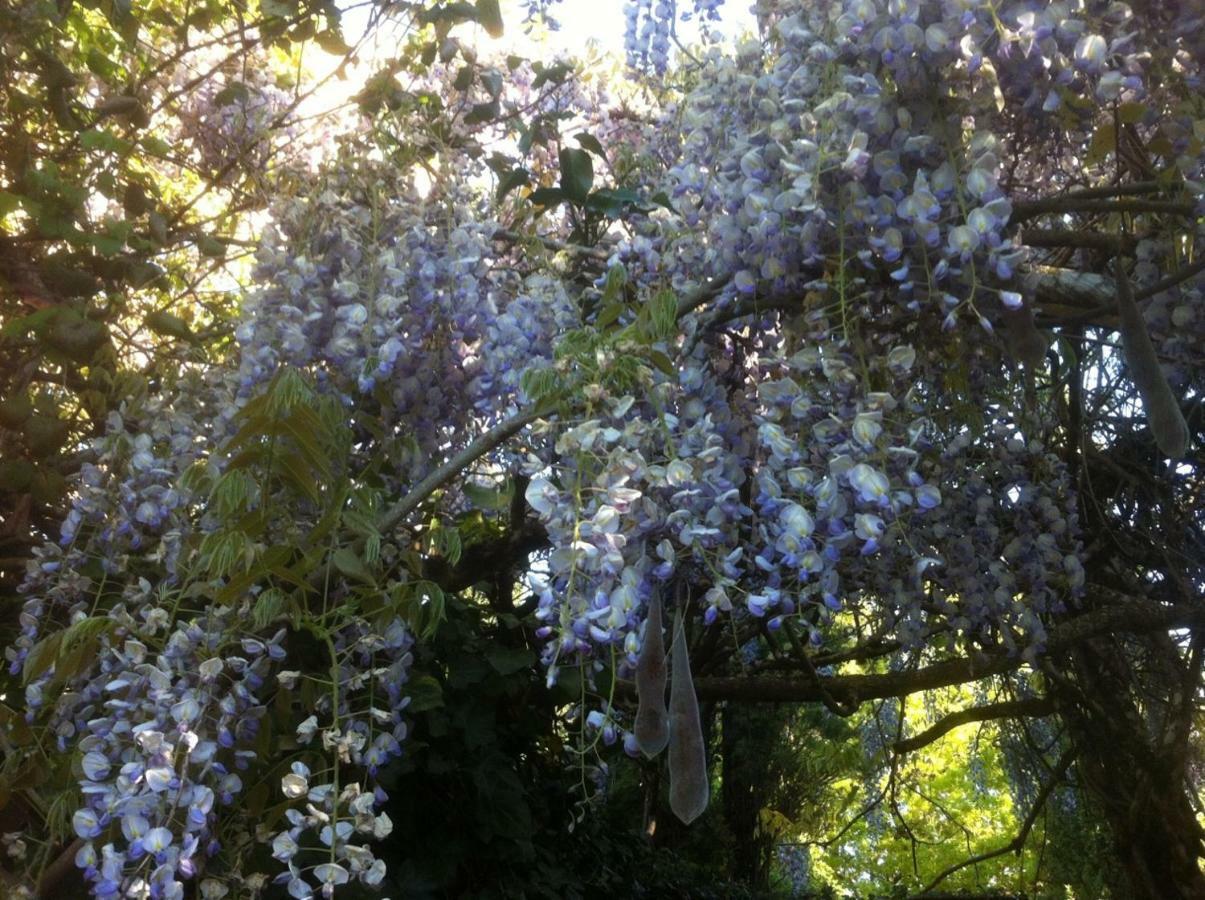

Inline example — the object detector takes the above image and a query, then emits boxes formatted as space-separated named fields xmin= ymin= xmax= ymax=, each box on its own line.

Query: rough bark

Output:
xmin=1048 ymin=632 xmax=1205 ymax=900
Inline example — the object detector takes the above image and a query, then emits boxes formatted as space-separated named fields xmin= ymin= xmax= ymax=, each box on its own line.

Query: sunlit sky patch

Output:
xmin=300 ymin=0 xmax=759 ymax=125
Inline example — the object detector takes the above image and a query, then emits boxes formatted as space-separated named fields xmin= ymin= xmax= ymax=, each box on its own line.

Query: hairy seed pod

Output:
xmin=667 ymin=611 xmax=708 ymax=825
xmin=634 ymin=592 xmax=669 ymax=757
xmin=1116 ymin=263 xmax=1189 ymax=458
xmin=1002 ymin=305 xmax=1048 ymax=370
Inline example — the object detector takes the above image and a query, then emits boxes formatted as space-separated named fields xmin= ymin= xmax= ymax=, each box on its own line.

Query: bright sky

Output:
xmin=516 ymin=0 xmax=759 ymax=58
xmin=332 ymin=0 xmax=759 ymax=83
xmin=295 ymin=0 xmax=759 ymax=170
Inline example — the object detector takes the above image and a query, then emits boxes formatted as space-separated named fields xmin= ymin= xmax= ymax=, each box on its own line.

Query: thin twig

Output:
xmin=909 ymin=748 xmax=1076 ymax=898
xmin=376 ymin=407 xmax=548 ymax=536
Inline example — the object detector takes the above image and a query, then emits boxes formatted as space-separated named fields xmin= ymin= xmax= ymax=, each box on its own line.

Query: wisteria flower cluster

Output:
xmin=66 ymin=602 xmax=278 ymax=898
xmin=522 ymin=315 xmax=1082 ymax=715
xmin=176 ymin=64 xmax=294 ymax=182
xmin=236 ymin=164 xmax=580 ymax=484
xmin=268 ymin=617 xmax=413 ymax=899
xmin=7 ymin=360 xmax=418 ymax=896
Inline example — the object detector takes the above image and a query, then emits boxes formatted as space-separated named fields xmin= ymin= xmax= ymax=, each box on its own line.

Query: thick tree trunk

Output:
xmin=720 ymin=704 xmax=777 ymax=890
xmin=1050 ymin=634 xmax=1205 ymax=899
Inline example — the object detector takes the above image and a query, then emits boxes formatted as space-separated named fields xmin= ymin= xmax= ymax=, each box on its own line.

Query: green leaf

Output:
xmin=558 ymin=147 xmax=593 ymax=203
xmin=430 ymin=525 xmax=463 ymax=565
xmin=575 ymin=132 xmax=606 ymax=158
xmin=1118 ymin=101 xmax=1147 ymax=125
xmin=407 ymin=581 xmax=446 ymax=639
xmin=595 ymin=302 xmax=625 ymax=329
xmin=532 ymin=61 xmax=572 ymax=89
xmin=476 ymin=0 xmax=504 ymax=37
xmin=1085 ymin=122 xmax=1115 ymax=166
xmin=141 ymin=135 xmax=172 ymax=157
xmin=252 ymin=589 xmax=289 ymax=629
xmin=649 ymin=190 xmax=676 ymax=213
xmin=332 ymin=547 xmax=375 ymax=585
xmin=645 ymin=289 xmax=678 ymax=342
xmin=276 ymin=449 xmax=320 ymax=503
xmin=585 ymin=187 xmax=643 ymax=217
xmin=463 ymin=99 xmax=500 ymax=125
xmin=90 ymin=232 xmax=125 ymax=255
xmin=85 ymin=48 xmax=118 ymax=79
xmin=213 ymin=82 xmax=250 ymax=106
xmin=486 ymin=646 xmax=534 ymax=676
xmin=0 ymin=191 xmax=22 ymax=218
xmin=647 ymin=348 xmax=676 ymax=376
xmin=420 ymin=2 xmax=478 ymax=26
xmin=405 ymin=675 xmax=445 ymax=712
xmin=197 ymin=235 xmax=226 ymax=258
xmin=495 ymin=167 xmax=529 ymax=200
xmin=145 ymin=310 xmax=193 ymax=340
xmin=21 ymin=632 xmax=63 ymax=685
xmin=315 ymin=28 xmax=351 ymax=55
xmin=528 ymin=186 xmax=565 ymax=207
xmin=519 ymin=365 xmax=560 ymax=402
xmin=602 ymin=264 xmax=628 ymax=304
xmin=463 ymin=480 xmax=511 ymax=510
xmin=480 ymin=68 xmax=503 ymax=98
xmin=1 ymin=308 xmax=57 ymax=339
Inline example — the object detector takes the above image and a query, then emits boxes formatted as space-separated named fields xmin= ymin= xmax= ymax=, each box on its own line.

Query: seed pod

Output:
xmin=1002 ymin=305 xmax=1048 ymax=370
xmin=667 ymin=611 xmax=708 ymax=825
xmin=1116 ymin=264 xmax=1189 ymax=458
xmin=634 ymin=592 xmax=669 ymax=757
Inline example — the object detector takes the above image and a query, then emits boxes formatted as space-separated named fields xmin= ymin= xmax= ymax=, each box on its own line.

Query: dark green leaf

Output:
xmin=0 ymin=191 xmax=22 ymax=217
xmin=480 ymin=68 xmax=503 ymax=98
xmin=575 ymin=132 xmax=606 ymax=158
xmin=528 ymin=186 xmax=565 ymax=207
xmin=214 ymin=82 xmax=250 ymax=106
xmin=532 ymin=61 xmax=572 ymax=89
xmin=558 ymin=147 xmax=593 ymax=203
xmin=495 ymin=167 xmax=529 ymax=200
xmin=463 ymin=480 xmax=512 ymax=510
xmin=463 ymin=99 xmax=500 ymax=125
xmin=420 ymin=2 xmax=477 ymax=26
xmin=197 ymin=235 xmax=226 ymax=258
xmin=486 ymin=646 xmax=533 ymax=676
xmin=315 ymin=28 xmax=352 ymax=55
xmin=406 ymin=675 xmax=445 ymax=712
xmin=145 ymin=310 xmax=192 ymax=340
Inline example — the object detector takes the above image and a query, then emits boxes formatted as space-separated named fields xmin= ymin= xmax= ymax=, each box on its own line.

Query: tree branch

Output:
xmin=1011 ymin=197 xmax=1195 ymax=222
xmin=1132 ymin=256 xmax=1205 ymax=302
xmin=617 ymin=593 xmax=1205 ymax=704
xmin=36 ymin=838 xmax=82 ymax=899
xmin=491 ymin=227 xmax=613 ymax=262
xmin=1026 ymin=258 xmax=1205 ymax=327
xmin=909 ymin=748 xmax=1076 ymax=898
xmin=1020 ymin=228 xmax=1134 ymax=254
xmin=1033 ymin=180 xmax=1163 ymax=200
xmin=893 ymin=698 xmax=1055 ymax=754
xmin=376 ymin=407 xmax=546 ymax=536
